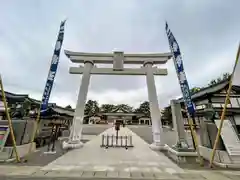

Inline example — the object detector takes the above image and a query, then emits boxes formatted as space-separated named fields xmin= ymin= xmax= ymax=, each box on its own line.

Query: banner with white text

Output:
xmin=40 ymin=20 xmax=66 ymax=112
xmin=165 ymin=22 xmax=195 ymax=117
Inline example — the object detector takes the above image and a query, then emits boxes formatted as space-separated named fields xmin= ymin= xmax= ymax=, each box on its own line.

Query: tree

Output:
xmin=115 ymin=104 xmax=133 ymax=112
xmin=134 ymin=101 xmax=150 ymax=117
xmin=208 ymin=72 xmax=231 ymax=86
xmin=208 ymin=79 xmax=217 ymax=86
xmin=223 ymin=72 xmax=231 ymax=80
xmin=100 ymin=104 xmax=115 ymax=113
xmin=161 ymin=106 xmax=172 ymax=126
xmin=190 ymin=87 xmax=201 ymax=95
xmin=84 ymin=100 xmax=99 ymax=116
xmin=22 ymin=99 xmax=31 ymax=116
xmin=65 ymin=105 xmax=72 ymax=109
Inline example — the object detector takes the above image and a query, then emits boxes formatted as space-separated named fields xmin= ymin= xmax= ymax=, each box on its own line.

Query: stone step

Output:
xmin=215 ymin=119 xmax=240 ymax=156
xmin=36 ymin=170 xmax=183 ymax=179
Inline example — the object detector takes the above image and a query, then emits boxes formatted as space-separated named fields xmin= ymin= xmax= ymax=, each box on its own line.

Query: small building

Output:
xmin=88 ymin=115 xmax=102 ymax=124
xmin=0 ymin=90 xmax=73 ymax=121
xmin=88 ymin=106 xmax=151 ymax=125
xmin=164 ymin=78 xmax=240 ymax=162
xmin=0 ymin=90 xmax=74 ymax=145
xmin=177 ymin=79 xmax=240 ymax=136
xmin=138 ymin=116 xmax=151 ymax=125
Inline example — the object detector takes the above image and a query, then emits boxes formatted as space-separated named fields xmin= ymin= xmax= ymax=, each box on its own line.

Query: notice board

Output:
xmin=0 ymin=125 xmax=10 ymax=152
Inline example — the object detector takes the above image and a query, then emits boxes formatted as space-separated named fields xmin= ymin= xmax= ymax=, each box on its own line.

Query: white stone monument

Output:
xmin=62 ymin=51 xmax=172 ymax=150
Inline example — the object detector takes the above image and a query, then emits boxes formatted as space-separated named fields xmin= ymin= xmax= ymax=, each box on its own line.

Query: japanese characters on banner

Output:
xmin=40 ymin=20 xmax=66 ymax=112
xmin=165 ymin=22 xmax=195 ymax=117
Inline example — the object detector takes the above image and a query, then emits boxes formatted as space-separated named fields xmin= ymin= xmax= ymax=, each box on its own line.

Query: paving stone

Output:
xmin=43 ymin=127 xmax=183 ymax=174
xmin=107 ymin=171 xmax=119 ymax=178
xmin=45 ymin=170 xmax=83 ymax=177
xmin=165 ymin=167 xmax=177 ymax=174
xmin=94 ymin=171 xmax=106 ymax=177
xmin=68 ymin=171 xmax=84 ymax=177
xmin=31 ymin=170 xmax=48 ymax=176
xmin=201 ymin=172 xmax=232 ymax=180
xmin=81 ymin=171 xmax=95 ymax=177
xmin=131 ymin=171 xmax=143 ymax=178
xmin=177 ymin=173 xmax=206 ymax=179
xmin=142 ymin=172 xmax=154 ymax=178
xmin=222 ymin=174 xmax=240 ymax=180
xmin=119 ymin=171 xmax=131 ymax=178
xmin=154 ymin=172 xmax=180 ymax=179
xmin=8 ymin=171 xmax=33 ymax=176
xmin=45 ymin=171 xmax=62 ymax=177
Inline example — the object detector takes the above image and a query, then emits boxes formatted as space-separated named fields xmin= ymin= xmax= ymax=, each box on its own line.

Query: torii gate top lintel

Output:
xmin=64 ymin=50 xmax=172 ymax=65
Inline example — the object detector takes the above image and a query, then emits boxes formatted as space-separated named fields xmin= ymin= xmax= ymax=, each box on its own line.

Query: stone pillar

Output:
xmin=144 ymin=61 xmax=164 ymax=150
xmin=63 ymin=61 xmax=93 ymax=149
xmin=170 ymin=99 xmax=189 ymax=149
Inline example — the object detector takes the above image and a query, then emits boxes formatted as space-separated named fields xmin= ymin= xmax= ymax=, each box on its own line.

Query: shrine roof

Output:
xmin=110 ymin=106 xmax=132 ymax=113
xmin=0 ymin=91 xmax=28 ymax=100
xmin=0 ymin=90 xmax=74 ymax=116
xmin=178 ymin=77 xmax=240 ymax=103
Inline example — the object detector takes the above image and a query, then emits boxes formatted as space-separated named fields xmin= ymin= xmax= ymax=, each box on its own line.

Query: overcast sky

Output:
xmin=0 ymin=0 xmax=239 ymax=109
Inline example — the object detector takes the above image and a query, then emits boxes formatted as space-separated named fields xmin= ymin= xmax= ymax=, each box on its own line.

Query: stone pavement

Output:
xmin=43 ymin=127 xmax=183 ymax=174
xmin=0 ymin=165 xmax=240 ymax=179
xmin=0 ymin=127 xmax=240 ymax=179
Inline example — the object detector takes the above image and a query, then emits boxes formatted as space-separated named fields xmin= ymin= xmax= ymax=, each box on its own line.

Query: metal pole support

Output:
xmin=111 ymin=134 xmax=114 ymax=147
xmin=116 ymin=130 xmax=118 ymax=146
xmin=101 ymin=135 xmax=104 ymax=147
xmin=129 ymin=135 xmax=133 ymax=147
xmin=106 ymin=135 xmax=109 ymax=149
xmin=125 ymin=135 xmax=128 ymax=149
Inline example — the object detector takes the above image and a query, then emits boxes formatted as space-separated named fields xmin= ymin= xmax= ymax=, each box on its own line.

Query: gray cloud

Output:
xmin=0 ymin=0 xmax=239 ymax=108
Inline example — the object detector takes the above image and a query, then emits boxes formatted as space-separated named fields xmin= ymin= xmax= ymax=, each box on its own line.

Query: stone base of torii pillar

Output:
xmin=62 ymin=141 xmax=83 ymax=149
xmin=150 ymin=143 xmax=166 ymax=151
xmin=62 ymin=123 xmax=84 ymax=149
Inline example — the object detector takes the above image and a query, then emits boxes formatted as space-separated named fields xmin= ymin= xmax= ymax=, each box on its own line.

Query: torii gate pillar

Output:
xmin=62 ymin=51 xmax=172 ymax=150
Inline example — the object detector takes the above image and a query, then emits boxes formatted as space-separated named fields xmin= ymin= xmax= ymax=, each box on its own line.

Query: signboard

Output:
xmin=0 ymin=125 xmax=10 ymax=152
xmin=0 ymin=101 xmax=5 ymax=111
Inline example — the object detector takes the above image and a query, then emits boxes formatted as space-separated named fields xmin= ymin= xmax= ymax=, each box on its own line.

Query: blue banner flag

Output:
xmin=40 ymin=20 xmax=66 ymax=112
xmin=165 ymin=22 xmax=195 ymax=116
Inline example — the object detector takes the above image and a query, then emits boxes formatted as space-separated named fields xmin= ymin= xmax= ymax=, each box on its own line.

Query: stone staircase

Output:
xmin=215 ymin=120 xmax=240 ymax=163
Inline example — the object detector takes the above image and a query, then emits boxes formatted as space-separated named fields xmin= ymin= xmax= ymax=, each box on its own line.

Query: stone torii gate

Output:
xmin=62 ymin=50 xmax=171 ymax=150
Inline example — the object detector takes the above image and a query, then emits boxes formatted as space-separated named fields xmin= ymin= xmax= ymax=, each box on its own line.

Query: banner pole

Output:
xmin=0 ymin=75 xmax=20 ymax=162
xmin=165 ymin=22 xmax=203 ymax=166
xmin=209 ymin=80 xmax=232 ymax=167
xmin=186 ymin=110 xmax=204 ymax=166
xmin=23 ymin=20 xmax=66 ymax=161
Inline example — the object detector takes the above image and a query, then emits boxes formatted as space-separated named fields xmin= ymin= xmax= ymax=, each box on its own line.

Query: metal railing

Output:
xmin=101 ymin=134 xmax=133 ymax=149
